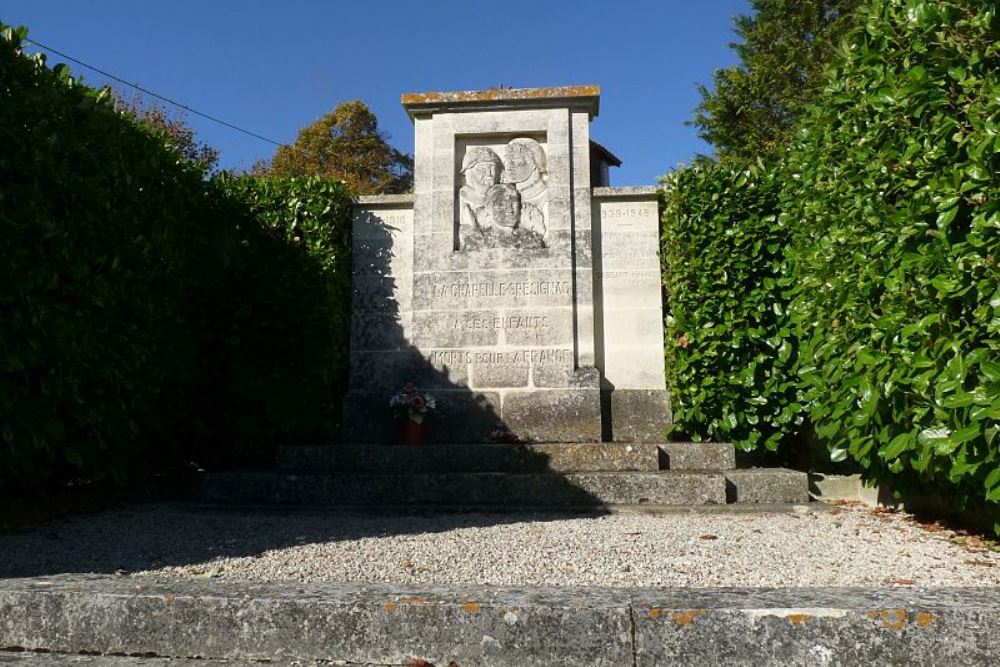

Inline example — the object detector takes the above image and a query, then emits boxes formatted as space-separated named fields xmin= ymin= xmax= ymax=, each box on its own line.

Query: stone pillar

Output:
xmin=593 ymin=187 xmax=671 ymax=442
xmin=342 ymin=194 xmax=417 ymax=444
xmin=397 ymin=87 xmax=604 ymax=443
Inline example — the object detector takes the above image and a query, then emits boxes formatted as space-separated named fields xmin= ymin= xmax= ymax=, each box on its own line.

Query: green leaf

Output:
xmin=917 ymin=427 xmax=951 ymax=448
xmin=936 ymin=207 xmax=958 ymax=228
xmin=941 ymin=392 xmax=976 ymax=408
xmin=950 ymin=424 xmax=981 ymax=445
xmin=882 ymin=431 xmax=913 ymax=459
xmin=981 ymin=360 xmax=1000 ymax=382
xmin=931 ymin=276 xmax=958 ymax=294
xmin=966 ymin=165 xmax=987 ymax=181
xmin=984 ymin=466 xmax=1000 ymax=493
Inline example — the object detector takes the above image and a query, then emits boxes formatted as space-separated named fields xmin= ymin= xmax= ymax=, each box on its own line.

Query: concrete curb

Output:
xmin=1 ymin=576 xmax=998 ymax=666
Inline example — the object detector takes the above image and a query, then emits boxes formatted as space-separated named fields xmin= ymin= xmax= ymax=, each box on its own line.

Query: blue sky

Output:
xmin=5 ymin=1 xmax=749 ymax=184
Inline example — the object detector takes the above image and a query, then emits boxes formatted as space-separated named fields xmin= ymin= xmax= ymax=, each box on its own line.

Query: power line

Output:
xmin=23 ymin=37 xmax=283 ymax=147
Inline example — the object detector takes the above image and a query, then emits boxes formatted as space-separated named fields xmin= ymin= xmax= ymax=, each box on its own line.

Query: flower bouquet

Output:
xmin=389 ymin=383 xmax=437 ymax=444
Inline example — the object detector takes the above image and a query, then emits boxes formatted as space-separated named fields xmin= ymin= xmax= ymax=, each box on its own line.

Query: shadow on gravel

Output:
xmin=0 ymin=503 xmax=606 ymax=579
xmin=0 ymin=201 xmax=618 ymax=579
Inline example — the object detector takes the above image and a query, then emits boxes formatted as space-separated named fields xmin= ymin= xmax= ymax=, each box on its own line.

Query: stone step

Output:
xmin=202 ymin=467 xmax=808 ymax=507
xmin=276 ymin=441 xmax=737 ymax=474
xmin=658 ymin=442 xmax=736 ymax=470
xmin=725 ymin=468 xmax=810 ymax=504
xmin=203 ymin=470 xmax=729 ymax=506
xmin=3 ymin=576 xmax=995 ymax=665
xmin=277 ymin=442 xmax=661 ymax=473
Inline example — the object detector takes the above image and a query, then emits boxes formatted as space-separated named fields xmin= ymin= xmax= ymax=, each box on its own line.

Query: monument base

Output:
xmin=502 ymin=388 xmax=602 ymax=442
xmin=341 ymin=386 xmax=602 ymax=444
xmin=604 ymin=388 xmax=672 ymax=442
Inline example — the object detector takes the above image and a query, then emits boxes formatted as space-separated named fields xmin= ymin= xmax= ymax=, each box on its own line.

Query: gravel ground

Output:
xmin=1 ymin=503 xmax=998 ymax=588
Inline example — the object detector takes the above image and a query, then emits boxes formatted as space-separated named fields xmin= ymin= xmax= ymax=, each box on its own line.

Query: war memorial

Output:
xmin=199 ymin=86 xmax=807 ymax=508
xmin=3 ymin=86 xmax=997 ymax=667
xmin=345 ymin=85 xmax=669 ymax=445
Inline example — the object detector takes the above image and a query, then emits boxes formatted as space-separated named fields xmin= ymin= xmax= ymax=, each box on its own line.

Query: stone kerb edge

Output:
xmin=1 ymin=577 xmax=998 ymax=666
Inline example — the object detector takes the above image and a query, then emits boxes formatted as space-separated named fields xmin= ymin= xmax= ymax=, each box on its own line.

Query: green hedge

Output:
xmin=1 ymin=24 xmax=221 ymax=494
xmin=208 ymin=176 xmax=353 ymax=466
xmin=662 ymin=0 xmax=999 ymax=528
xmin=661 ymin=161 xmax=800 ymax=452
xmin=784 ymin=0 xmax=1000 ymax=517
xmin=0 ymin=24 xmax=353 ymax=497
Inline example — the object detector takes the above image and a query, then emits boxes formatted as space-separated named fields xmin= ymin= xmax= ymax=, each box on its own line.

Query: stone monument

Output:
xmin=344 ymin=86 xmax=670 ymax=444
xmin=204 ymin=90 xmax=809 ymax=506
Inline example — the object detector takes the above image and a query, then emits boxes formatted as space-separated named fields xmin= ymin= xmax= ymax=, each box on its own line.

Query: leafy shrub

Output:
xmin=783 ymin=0 xmax=1000 ymax=520
xmin=208 ymin=176 xmax=353 ymax=465
xmin=0 ymin=24 xmax=221 ymax=494
xmin=661 ymin=161 xmax=800 ymax=451
xmin=0 ymin=24 xmax=354 ymax=497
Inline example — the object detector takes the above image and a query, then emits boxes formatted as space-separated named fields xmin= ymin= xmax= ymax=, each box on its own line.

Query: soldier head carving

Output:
xmin=459 ymin=147 xmax=503 ymax=205
xmin=503 ymin=138 xmax=547 ymax=201
xmin=458 ymin=137 xmax=547 ymax=250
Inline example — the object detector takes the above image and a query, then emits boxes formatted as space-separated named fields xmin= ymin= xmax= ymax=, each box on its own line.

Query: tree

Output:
xmin=114 ymin=89 xmax=219 ymax=173
xmin=257 ymin=100 xmax=413 ymax=195
xmin=691 ymin=0 xmax=864 ymax=162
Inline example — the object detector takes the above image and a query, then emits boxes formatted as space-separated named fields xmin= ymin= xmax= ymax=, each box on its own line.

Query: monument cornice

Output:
xmin=354 ymin=193 xmax=414 ymax=207
xmin=401 ymin=85 xmax=600 ymax=120
xmin=591 ymin=185 xmax=660 ymax=200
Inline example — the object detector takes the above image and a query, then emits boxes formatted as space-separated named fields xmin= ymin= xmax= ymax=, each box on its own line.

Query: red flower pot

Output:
xmin=397 ymin=419 xmax=426 ymax=445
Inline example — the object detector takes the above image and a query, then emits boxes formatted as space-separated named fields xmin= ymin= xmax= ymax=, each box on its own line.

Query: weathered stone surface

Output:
xmin=531 ymin=355 xmax=581 ymax=388
xmin=471 ymin=361 xmax=529 ymax=389
xmin=502 ymin=389 xmax=602 ymax=442
xmin=202 ymin=470 xmax=725 ymax=506
xmin=726 ymin=468 xmax=810 ymax=504
xmin=0 ymin=654 xmax=237 ymax=664
xmin=591 ymin=189 xmax=672 ymax=444
xmin=632 ymin=587 xmax=1000 ymax=666
xmin=607 ymin=388 xmax=671 ymax=442
xmin=457 ymin=139 xmax=550 ymax=252
xmin=502 ymin=310 xmax=574 ymax=347
xmin=659 ymin=442 xmax=736 ymax=471
xmin=356 ymin=193 xmax=416 ymax=206
xmin=566 ymin=471 xmax=726 ymax=505
xmin=347 ymin=350 xmax=426 ymax=392
xmin=342 ymin=388 xmax=502 ymax=444
xmin=411 ymin=310 xmax=500 ymax=348
xmin=345 ymin=87 xmax=679 ymax=451
xmin=0 ymin=576 xmax=632 ymax=666
xmin=3 ymin=576 xmax=998 ymax=666
xmin=810 ymin=472 xmax=882 ymax=505
xmin=341 ymin=392 xmax=396 ymax=443
xmin=349 ymin=88 xmax=613 ymax=453
xmin=277 ymin=443 xmax=661 ymax=474
xmin=349 ymin=312 xmax=409 ymax=351
xmin=418 ymin=390 xmax=504 ymax=444
xmin=402 ymin=85 xmax=602 ymax=118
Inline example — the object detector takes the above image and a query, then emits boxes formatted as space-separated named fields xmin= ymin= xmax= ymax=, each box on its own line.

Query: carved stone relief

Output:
xmin=458 ymin=138 xmax=548 ymax=250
